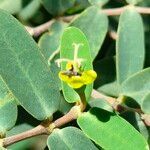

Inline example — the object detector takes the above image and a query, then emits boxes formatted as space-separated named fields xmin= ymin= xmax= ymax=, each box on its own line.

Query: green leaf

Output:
xmin=0 ymin=77 xmax=17 ymax=135
xmin=141 ymin=93 xmax=150 ymax=114
xmin=120 ymin=112 xmax=149 ymax=141
xmin=18 ymin=0 xmax=41 ymax=20
xmin=38 ymin=21 xmax=67 ymax=60
xmin=70 ymin=6 xmax=108 ymax=59
xmin=97 ymin=81 xmax=121 ymax=97
xmin=60 ymin=27 xmax=93 ymax=103
xmin=126 ymin=0 xmax=143 ymax=5
xmin=116 ymin=8 xmax=145 ymax=84
xmin=0 ymin=0 xmax=22 ymax=14
xmin=47 ymin=127 xmax=98 ymax=150
xmin=94 ymin=57 xmax=120 ymax=97
xmin=121 ymin=68 xmax=150 ymax=105
xmin=38 ymin=21 xmax=67 ymax=90
xmin=41 ymin=0 xmax=75 ymax=16
xmin=58 ymin=94 xmax=73 ymax=114
xmin=88 ymin=98 xmax=113 ymax=112
xmin=0 ymin=10 xmax=60 ymax=120
xmin=77 ymin=108 xmax=148 ymax=150
xmin=88 ymin=0 xmax=108 ymax=6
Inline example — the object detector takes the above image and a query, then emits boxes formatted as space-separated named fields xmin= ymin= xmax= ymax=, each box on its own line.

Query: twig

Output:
xmin=25 ymin=15 xmax=75 ymax=37
xmin=53 ymin=106 xmax=81 ymax=128
xmin=2 ymin=106 xmax=81 ymax=147
xmin=91 ymin=90 xmax=150 ymax=126
xmin=101 ymin=6 xmax=150 ymax=16
xmin=25 ymin=20 xmax=55 ymax=37
xmin=109 ymin=30 xmax=118 ymax=40
xmin=3 ymin=124 xmax=48 ymax=147
xmin=25 ymin=6 xmax=150 ymax=37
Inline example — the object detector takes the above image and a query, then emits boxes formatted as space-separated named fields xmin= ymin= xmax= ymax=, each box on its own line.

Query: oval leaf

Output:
xmin=126 ymin=0 xmax=143 ymax=5
xmin=0 ymin=10 xmax=60 ymax=120
xmin=41 ymin=0 xmax=75 ymax=16
xmin=60 ymin=27 xmax=93 ymax=103
xmin=0 ymin=0 xmax=22 ymax=14
xmin=70 ymin=6 xmax=108 ymax=59
xmin=116 ymin=8 xmax=145 ymax=84
xmin=88 ymin=0 xmax=108 ymax=6
xmin=77 ymin=108 xmax=148 ymax=150
xmin=121 ymin=68 xmax=150 ymax=105
xmin=142 ymin=93 xmax=150 ymax=114
xmin=0 ymin=77 xmax=17 ymax=135
xmin=47 ymin=127 xmax=98 ymax=150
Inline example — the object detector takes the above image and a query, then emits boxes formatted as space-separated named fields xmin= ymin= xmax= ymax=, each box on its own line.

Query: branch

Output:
xmin=91 ymin=89 xmax=150 ymax=127
xmin=2 ymin=106 xmax=81 ymax=147
xmin=101 ymin=6 xmax=150 ymax=16
xmin=3 ymin=124 xmax=48 ymax=147
xmin=25 ymin=15 xmax=75 ymax=37
xmin=25 ymin=6 xmax=150 ymax=37
xmin=25 ymin=20 xmax=55 ymax=37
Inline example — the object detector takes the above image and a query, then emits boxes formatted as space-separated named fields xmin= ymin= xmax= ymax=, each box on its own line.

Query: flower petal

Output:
xmin=68 ymin=76 xmax=84 ymax=89
xmin=59 ymin=71 xmax=69 ymax=82
xmin=82 ymin=70 xmax=97 ymax=84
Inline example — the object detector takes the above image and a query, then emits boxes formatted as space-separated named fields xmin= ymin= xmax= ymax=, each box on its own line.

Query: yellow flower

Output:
xmin=58 ymin=43 xmax=97 ymax=89
xmin=59 ymin=66 xmax=97 ymax=89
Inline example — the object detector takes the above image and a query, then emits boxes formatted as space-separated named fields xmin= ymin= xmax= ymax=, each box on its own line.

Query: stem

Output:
xmin=3 ymin=124 xmax=48 ymax=147
xmin=3 ymin=106 xmax=81 ymax=147
xmin=25 ymin=6 xmax=150 ymax=37
xmin=25 ymin=20 xmax=55 ymax=37
xmin=101 ymin=6 xmax=150 ymax=16
xmin=53 ymin=106 xmax=81 ymax=128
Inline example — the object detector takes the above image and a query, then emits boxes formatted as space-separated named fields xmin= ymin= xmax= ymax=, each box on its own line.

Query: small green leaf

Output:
xmin=142 ymin=93 xmax=150 ymax=114
xmin=18 ymin=0 xmax=41 ymax=20
xmin=38 ymin=21 xmax=67 ymax=90
xmin=126 ymin=0 xmax=143 ymax=5
xmin=41 ymin=0 xmax=75 ymax=16
xmin=60 ymin=27 xmax=93 ymax=103
xmin=78 ymin=108 xmax=148 ymax=150
xmin=0 ymin=10 xmax=60 ymax=120
xmin=0 ymin=77 xmax=17 ymax=135
xmin=88 ymin=98 xmax=113 ymax=112
xmin=38 ymin=21 xmax=67 ymax=60
xmin=47 ymin=127 xmax=98 ymax=150
xmin=88 ymin=0 xmax=108 ymax=6
xmin=116 ymin=8 xmax=145 ymax=84
xmin=121 ymin=68 xmax=150 ymax=105
xmin=0 ymin=0 xmax=22 ymax=14
xmin=70 ymin=6 xmax=108 ymax=59
xmin=58 ymin=94 xmax=73 ymax=114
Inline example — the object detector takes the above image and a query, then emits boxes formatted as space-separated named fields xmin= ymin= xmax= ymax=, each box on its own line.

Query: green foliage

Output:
xmin=47 ymin=127 xmax=98 ymax=150
xmin=0 ymin=10 xmax=60 ymax=120
xmin=78 ymin=108 xmax=148 ymax=150
xmin=126 ymin=0 xmax=143 ymax=5
xmin=88 ymin=0 xmax=109 ymax=6
xmin=70 ymin=6 xmax=108 ymax=59
xmin=0 ymin=0 xmax=150 ymax=150
xmin=0 ymin=0 xmax=22 ymax=14
xmin=18 ymin=0 xmax=41 ymax=20
xmin=0 ymin=77 xmax=17 ymax=136
xmin=122 ymin=68 xmax=150 ymax=106
xmin=41 ymin=0 xmax=75 ymax=16
xmin=116 ymin=8 xmax=145 ymax=84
